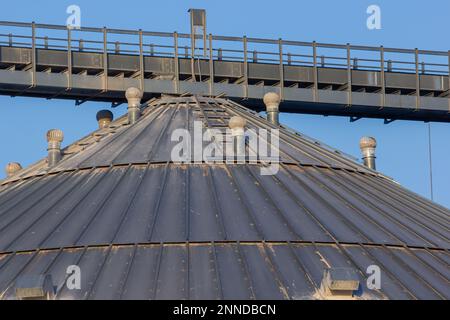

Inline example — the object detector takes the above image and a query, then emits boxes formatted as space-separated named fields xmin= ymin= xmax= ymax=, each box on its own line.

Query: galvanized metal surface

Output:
xmin=0 ymin=242 xmax=448 ymax=300
xmin=0 ymin=21 xmax=449 ymax=122
xmin=2 ymin=96 xmax=372 ymax=183
xmin=0 ymin=160 xmax=449 ymax=252
xmin=0 ymin=96 xmax=449 ymax=300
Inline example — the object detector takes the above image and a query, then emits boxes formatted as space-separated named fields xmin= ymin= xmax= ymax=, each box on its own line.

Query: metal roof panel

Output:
xmin=0 ymin=96 xmax=448 ymax=300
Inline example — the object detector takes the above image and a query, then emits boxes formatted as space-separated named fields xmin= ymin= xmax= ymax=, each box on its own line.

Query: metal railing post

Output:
xmin=174 ymin=32 xmax=179 ymax=94
xmin=447 ymin=50 xmax=450 ymax=112
xmin=67 ymin=28 xmax=72 ymax=91
xmin=243 ymin=36 xmax=248 ymax=99
xmin=312 ymin=41 xmax=318 ymax=102
xmin=203 ymin=29 xmax=207 ymax=59
xmin=139 ymin=29 xmax=144 ymax=91
xmin=102 ymin=27 xmax=108 ymax=92
xmin=190 ymin=27 xmax=196 ymax=82
xmin=346 ymin=43 xmax=352 ymax=106
xmin=415 ymin=48 xmax=420 ymax=110
xmin=8 ymin=33 xmax=12 ymax=46
xmin=279 ymin=38 xmax=284 ymax=100
xmin=209 ymin=34 xmax=214 ymax=96
xmin=150 ymin=44 xmax=154 ymax=56
xmin=380 ymin=46 xmax=385 ymax=108
xmin=31 ymin=22 xmax=36 ymax=88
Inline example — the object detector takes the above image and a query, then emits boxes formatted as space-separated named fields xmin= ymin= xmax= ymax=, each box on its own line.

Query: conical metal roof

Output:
xmin=0 ymin=96 xmax=449 ymax=300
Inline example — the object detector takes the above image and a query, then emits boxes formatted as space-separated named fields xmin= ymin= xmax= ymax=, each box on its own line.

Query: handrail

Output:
xmin=0 ymin=20 xmax=449 ymax=80
xmin=0 ymin=20 xmax=448 ymax=56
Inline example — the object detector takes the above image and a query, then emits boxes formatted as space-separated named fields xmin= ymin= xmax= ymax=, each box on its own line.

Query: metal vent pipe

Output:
xmin=96 ymin=110 xmax=113 ymax=129
xmin=229 ymin=116 xmax=247 ymax=159
xmin=125 ymin=87 xmax=143 ymax=124
xmin=359 ymin=136 xmax=377 ymax=170
xmin=263 ymin=92 xmax=280 ymax=125
xmin=47 ymin=129 xmax=64 ymax=167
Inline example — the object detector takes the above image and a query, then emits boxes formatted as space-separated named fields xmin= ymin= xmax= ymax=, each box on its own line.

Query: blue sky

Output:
xmin=0 ymin=0 xmax=449 ymax=207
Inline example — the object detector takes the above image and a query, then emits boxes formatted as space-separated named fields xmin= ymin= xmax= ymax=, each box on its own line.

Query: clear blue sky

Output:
xmin=0 ymin=0 xmax=449 ymax=208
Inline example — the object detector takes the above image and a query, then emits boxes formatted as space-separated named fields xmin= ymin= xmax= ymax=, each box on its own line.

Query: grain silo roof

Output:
xmin=0 ymin=96 xmax=448 ymax=300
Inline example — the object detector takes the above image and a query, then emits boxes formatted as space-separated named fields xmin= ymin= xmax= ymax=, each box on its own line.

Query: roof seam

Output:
xmin=0 ymin=162 xmax=384 ymax=187
xmin=0 ymin=240 xmax=447 ymax=256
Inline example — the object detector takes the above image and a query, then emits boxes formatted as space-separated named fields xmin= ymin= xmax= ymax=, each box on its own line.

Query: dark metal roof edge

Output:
xmin=0 ymin=162 xmax=383 ymax=187
xmin=1 ymin=240 xmax=447 ymax=257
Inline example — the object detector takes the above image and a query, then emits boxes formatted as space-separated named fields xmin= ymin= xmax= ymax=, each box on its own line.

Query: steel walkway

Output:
xmin=0 ymin=21 xmax=449 ymax=122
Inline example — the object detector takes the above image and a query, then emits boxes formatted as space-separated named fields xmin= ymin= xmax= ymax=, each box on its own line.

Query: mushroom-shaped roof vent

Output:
xmin=96 ymin=110 xmax=113 ymax=122
xmin=359 ymin=136 xmax=377 ymax=150
xmin=263 ymin=92 xmax=281 ymax=110
xmin=5 ymin=162 xmax=22 ymax=177
xmin=228 ymin=116 xmax=246 ymax=130
xmin=46 ymin=129 xmax=64 ymax=142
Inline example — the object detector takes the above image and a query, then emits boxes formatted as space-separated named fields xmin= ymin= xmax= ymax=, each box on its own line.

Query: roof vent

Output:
xmin=15 ymin=274 xmax=55 ymax=300
xmin=359 ymin=136 xmax=377 ymax=170
xmin=320 ymin=268 xmax=360 ymax=299
xmin=228 ymin=116 xmax=247 ymax=159
xmin=263 ymin=92 xmax=280 ymax=125
xmin=5 ymin=162 xmax=22 ymax=177
xmin=96 ymin=109 xmax=114 ymax=129
xmin=46 ymin=129 xmax=64 ymax=167
xmin=125 ymin=87 xmax=143 ymax=124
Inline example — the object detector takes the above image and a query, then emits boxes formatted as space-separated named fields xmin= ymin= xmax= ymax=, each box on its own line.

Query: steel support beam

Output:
xmin=0 ymin=29 xmax=448 ymax=123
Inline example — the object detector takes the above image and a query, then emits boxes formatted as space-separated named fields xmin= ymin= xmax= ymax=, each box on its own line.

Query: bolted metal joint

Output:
xmin=263 ymin=92 xmax=280 ymax=126
xmin=96 ymin=109 xmax=114 ymax=129
xmin=228 ymin=116 xmax=247 ymax=159
xmin=359 ymin=136 xmax=377 ymax=170
xmin=46 ymin=129 xmax=64 ymax=167
xmin=125 ymin=87 xmax=143 ymax=124
xmin=5 ymin=162 xmax=22 ymax=177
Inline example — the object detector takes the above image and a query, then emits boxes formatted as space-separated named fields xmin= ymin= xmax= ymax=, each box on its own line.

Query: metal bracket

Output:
xmin=75 ymin=91 xmax=107 ymax=106
xmin=350 ymin=116 xmax=362 ymax=122
xmin=384 ymin=118 xmax=396 ymax=124
xmin=111 ymin=102 xmax=123 ymax=108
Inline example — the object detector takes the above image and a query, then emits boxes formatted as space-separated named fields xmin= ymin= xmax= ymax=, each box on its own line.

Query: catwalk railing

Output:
xmin=0 ymin=21 xmax=449 ymax=122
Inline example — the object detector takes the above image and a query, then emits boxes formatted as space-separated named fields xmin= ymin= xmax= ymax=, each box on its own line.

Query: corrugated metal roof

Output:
xmin=0 ymin=164 xmax=448 ymax=252
xmin=2 ymin=96 xmax=375 ymax=183
xmin=0 ymin=242 xmax=448 ymax=300
xmin=0 ymin=96 xmax=449 ymax=300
